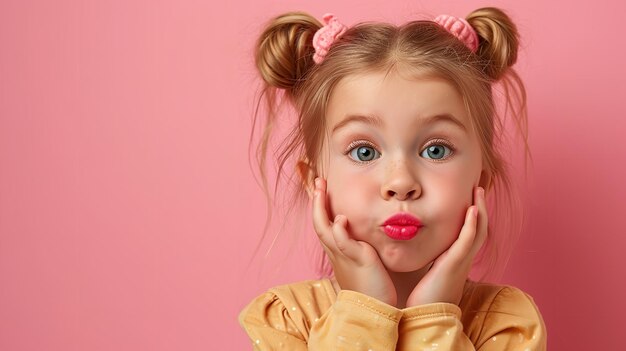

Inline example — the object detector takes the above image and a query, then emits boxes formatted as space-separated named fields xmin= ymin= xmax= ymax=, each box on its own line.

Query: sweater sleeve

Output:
xmin=308 ymin=290 xmax=403 ymax=350
xmin=238 ymin=291 xmax=308 ymax=350
xmin=396 ymin=286 xmax=547 ymax=350
xmin=397 ymin=302 xmax=474 ymax=349
xmin=239 ymin=288 xmax=403 ymax=350
xmin=472 ymin=287 xmax=547 ymax=350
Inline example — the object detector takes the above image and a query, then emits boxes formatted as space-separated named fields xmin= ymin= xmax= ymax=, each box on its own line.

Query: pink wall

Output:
xmin=1 ymin=0 xmax=624 ymax=350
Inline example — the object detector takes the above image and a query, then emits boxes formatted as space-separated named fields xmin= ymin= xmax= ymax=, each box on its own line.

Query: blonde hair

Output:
xmin=248 ymin=7 xmax=530 ymax=282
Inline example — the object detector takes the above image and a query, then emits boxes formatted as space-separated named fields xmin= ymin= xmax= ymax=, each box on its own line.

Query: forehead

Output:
xmin=326 ymin=70 xmax=470 ymax=132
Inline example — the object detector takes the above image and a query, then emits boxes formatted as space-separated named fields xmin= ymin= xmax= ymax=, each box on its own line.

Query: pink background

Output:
xmin=1 ymin=0 xmax=624 ymax=350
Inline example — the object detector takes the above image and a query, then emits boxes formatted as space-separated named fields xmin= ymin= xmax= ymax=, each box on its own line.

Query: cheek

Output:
xmin=426 ymin=169 xmax=476 ymax=226
xmin=327 ymin=176 xmax=373 ymax=216
xmin=326 ymin=168 xmax=378 ymax=236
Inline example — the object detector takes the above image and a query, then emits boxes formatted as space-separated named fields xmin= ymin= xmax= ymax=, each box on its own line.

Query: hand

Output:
xmin=312 ymin=177 xmax=398 ymax=307
xmin=405 ymin=186 xmax=488 ymax=307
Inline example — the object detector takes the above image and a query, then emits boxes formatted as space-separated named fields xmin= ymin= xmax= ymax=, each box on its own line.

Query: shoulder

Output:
xmin=238 ymin=278 xmax=336 ymax=335
xmin=267 ymin=278 xmax=337 ymax=306
xmin=461 ymin=280 xmax=547 ymax=349
xmin=462 ymin=280 xmax=543 ymax=318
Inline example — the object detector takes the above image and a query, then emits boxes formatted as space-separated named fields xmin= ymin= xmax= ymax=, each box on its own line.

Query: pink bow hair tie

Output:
xmin=312 ymin=13 xmax=348 ymax=64
xmin=433 ymin=14 xmax=479 ymax=53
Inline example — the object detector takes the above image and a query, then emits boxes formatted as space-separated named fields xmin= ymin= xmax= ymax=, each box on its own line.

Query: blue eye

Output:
xmin=421 ymin=144 xmax=452 ymax=160
xmin=347 ymin=143 xmax=381 ymax=162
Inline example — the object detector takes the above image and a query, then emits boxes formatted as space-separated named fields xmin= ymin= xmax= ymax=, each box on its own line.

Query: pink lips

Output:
xmin=382 ymin=213 xmax=423 ymax=240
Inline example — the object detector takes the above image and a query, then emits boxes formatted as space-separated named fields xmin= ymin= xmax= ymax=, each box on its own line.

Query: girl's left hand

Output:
xmin=405 ymin=186 xmax=488 ymax=307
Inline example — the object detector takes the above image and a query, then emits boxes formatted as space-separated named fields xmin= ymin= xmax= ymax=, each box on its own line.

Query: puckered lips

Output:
xmin=381 ymin=213 xmax=423 ymax=240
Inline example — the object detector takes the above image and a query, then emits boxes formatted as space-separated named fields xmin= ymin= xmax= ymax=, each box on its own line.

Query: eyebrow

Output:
xmin=331 ymin=113 xmax=467 ymax=134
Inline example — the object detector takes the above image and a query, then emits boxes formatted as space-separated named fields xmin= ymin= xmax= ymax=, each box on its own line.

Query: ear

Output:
xmin=296 ymin=159 xmax=317 ymax=199
xmin=478 ymin=169 xmax=493 ymax=194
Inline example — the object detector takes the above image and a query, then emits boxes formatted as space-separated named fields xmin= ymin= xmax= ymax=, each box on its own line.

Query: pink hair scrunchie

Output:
xmin=312 ymin=13 xmax=348 ymax=64
xmin=433 ymin=14 xmax=479 ymax=53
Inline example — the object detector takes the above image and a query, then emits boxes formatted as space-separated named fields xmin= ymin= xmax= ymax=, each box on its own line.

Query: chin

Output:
xmin=384 ymin=263 xmax=429 ymax=273
xmin=379 ymin=253 xmax=431 ymax=273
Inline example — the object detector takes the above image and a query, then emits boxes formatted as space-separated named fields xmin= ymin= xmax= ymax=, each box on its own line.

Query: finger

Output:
xmin=330 ymin=215 xmax=365 ymax=263
xmin=470 ymin=186 xmax=489 ymax=256
xmin=446 ymin=204 xmax=478 ymax=264
xmin=311 ymin=178 xmax=337 ymax=253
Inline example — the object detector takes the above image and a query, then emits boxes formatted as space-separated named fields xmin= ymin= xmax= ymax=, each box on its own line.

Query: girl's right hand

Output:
xmin=312 ymin=177 xmax=397 ymax=307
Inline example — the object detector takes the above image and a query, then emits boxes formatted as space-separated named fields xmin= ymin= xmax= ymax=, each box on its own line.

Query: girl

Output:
xmin=239 ymin=7 xmax=547 ymax=350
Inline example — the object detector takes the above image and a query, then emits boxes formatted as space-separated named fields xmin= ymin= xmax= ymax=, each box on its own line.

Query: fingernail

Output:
xmin=478 ymin=187 xmax=484 ymax=197
xmin=314 ymin=178 xmax=320 ymax=189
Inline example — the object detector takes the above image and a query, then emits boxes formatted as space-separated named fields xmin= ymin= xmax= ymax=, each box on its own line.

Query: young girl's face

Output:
xmin=318 ymin=69 xmax=486 ymax=273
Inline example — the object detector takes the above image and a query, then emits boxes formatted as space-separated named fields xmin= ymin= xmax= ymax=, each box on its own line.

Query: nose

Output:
xmin=381 ymin=158 xmax=421 ymax=201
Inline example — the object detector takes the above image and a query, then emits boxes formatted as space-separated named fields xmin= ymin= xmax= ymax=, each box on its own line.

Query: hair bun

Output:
xmin=466 ymin=7 xmax=520 ymax=81
xmin=255 ymin=12 xmax=321 ymax=92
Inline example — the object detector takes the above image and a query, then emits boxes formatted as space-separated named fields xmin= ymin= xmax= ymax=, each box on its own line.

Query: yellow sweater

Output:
xmin=239 ymin=278 xmax=546 ymax=350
